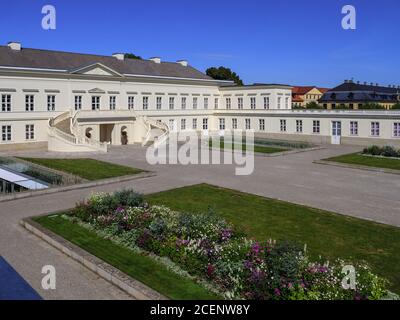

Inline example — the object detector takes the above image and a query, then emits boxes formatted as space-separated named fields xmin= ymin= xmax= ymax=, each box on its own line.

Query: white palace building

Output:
xmin=1 ymin=41 xmax=400 ymax=153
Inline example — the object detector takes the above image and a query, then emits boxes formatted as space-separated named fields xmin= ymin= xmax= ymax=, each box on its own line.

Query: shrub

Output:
xmin=113 ymin=189 xmax=144 ymax=207
xmin=363 ymin=145 xmax=400 ymax=158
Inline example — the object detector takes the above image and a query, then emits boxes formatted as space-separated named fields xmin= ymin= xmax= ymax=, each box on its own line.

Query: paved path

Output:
xmin=0 ymin=144 xmax=399 ymax=299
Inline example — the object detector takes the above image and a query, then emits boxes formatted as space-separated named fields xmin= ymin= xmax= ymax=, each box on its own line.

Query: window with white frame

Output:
xmin=280 ymin=119 xmax=286 ymax=132
xmin=91 ymin=96 xmax=100 ymax=110
xmin=232 ymin=118 xmax=238 ymax=129
xmin=219 ymin=118 xmax=225 ymax=130
xmin=226 ymin=97 xmax=231 ymax=109
xmin=214 ymin=98 xmax=219 ymax=109
xmin=143 ymin=96 xmax=149 ymax=110
xmin=128 ymin=96 xmax=135 ymax=110
xmin=202 ymin=118 xmax=208 ymax=130
xmin=25 ymin=124 xmax=34 ymax=140
xmin=371 ymin=122 xmax=380 ymax=136
xmin=169 ymin=97 xmax=175 ymax=110
xmin=259 ymin=119 xmax=265 ymax=131
xmin=74 ymin=96 xmax=82 ymax=110
xmin=1 ymin=125 xmax=11 ymax=141
xmin=193 ymin=97 xmax=198 ymax=109
xmin=285 ymin=97 xmax=289 ymax=109
xmin=296 ymin=120 xmax=303 ymax=133
xmin=245 ymin=118 xmax=251 ymax=130
xmin=313 ymin=120 xmax=320 ymax=134
xmin=156 ymin=96 xmax=162 ymax=110
xmin=181 ymin=119 xmax=186 ymax=130
xmin=250 ymin=97 xmax=256 ymax=109
xmin=181 ymin=97 xmax=186 ymax=110
xmin=204 ymin=97 xmax=208 ymax=109
xmin=350 ymin=121 xmax=358 ymax=135
xmin=264 ymin=96 xmax=270 ymax=110
xmin=394 ymin=123 xmax=400 ymax=137
xmin=47 ymin=95 xmax=56 ymax=111
xmin=192 ymin=118 xmax=198 ymax=130
xmin=1 ymin=94 xmax=11 ymax=112
xmin=169 ymin=119 xmax=175 ymax=131
xmin=109 ymin=96 xmax=116 ymax=110
xmin=277 ymin=97 xmax=282 ymax=109
xmin=238 ymin=97 xmax=243 ymax=110
xmin=25 ymin=95 xmax=34 ymax=111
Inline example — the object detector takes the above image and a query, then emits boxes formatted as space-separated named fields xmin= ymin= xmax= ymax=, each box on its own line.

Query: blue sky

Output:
xmin=0 ymin=0 xmax=399 ymax=87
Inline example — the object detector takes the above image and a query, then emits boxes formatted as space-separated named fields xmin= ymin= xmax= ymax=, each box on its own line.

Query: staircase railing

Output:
xmin=141 ymin=117 xmax=170 ymax=147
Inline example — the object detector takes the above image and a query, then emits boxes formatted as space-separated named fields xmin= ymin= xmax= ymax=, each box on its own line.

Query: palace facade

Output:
xmin=1 ymin=42 xmax=400 ymax=152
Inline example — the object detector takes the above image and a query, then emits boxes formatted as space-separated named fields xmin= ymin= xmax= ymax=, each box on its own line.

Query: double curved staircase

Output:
xmin=48 ymin=111 xmax=170 ymax=152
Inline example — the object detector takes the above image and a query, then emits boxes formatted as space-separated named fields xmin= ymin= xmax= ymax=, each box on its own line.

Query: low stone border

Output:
xmin=20 ymin=216 xmax=167 ymax=300
xmin=209 ymin=146 xmax=324 ymax=157
xmin=0 ymin=171 xmax=156 ymax=203
xmin=314 ymin=160 xmax=400 ymax=175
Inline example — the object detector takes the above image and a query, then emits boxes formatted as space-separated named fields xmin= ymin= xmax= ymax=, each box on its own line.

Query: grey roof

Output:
xmin=0 ymin=46 xmax=212 ymax=80
xmin=331 ymin=82 xmax=400 ymax=94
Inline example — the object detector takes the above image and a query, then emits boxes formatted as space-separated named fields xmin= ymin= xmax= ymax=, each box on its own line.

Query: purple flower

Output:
xmin=274 ymin=288 xmax=281 ymax=296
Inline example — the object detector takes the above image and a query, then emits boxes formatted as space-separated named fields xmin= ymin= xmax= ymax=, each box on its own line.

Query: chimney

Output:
xmin=8 ymin=41 xmax=21 ymax=51
xmin=370 ymin=82 xmax=374 ymax=86
xmin=176 ymin=60 xmax=188 ymax=67
xmin=344 ymin=79 xmax=348 ymax=83
xmin=376 ymin=83 xmax=379 ymax=86
xmin=112 ymin=53 xmax=124 ymax=61
xmin=149 ymin=57 xmax=161 ymax=64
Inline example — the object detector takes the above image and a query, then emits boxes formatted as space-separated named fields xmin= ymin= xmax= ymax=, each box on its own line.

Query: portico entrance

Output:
xmin=100 ymin=124 xmax=115 ymax=144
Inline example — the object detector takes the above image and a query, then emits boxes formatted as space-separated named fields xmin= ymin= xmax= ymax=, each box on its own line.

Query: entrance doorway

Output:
xmin=331 ymin=121 xmax=342 ymax=145
xmin=100 ymin=124 xmax=115 ymax=144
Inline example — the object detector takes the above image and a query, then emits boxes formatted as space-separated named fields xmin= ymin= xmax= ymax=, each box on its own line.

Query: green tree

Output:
xmin=358 ymin=103 xmax=385 ymax=110
xmin=305 ymin=101 xmax=324 ymax=109
xmin=206 ymin=66 xmax=244 ymax=85
xmin=124 ymin=53 xmax=142 ymax=60
xmin=391 ymin=103 xmax=400 ymax=110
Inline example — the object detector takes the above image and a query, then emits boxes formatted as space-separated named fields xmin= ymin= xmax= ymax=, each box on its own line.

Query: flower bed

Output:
xmin=363 ymin=145 xmax=400 ymax=158
xmin=68 ymin=189 xmax=390 ymax=300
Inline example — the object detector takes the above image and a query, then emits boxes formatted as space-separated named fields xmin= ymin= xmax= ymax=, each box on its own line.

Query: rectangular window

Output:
xmin=109 ymin=96 xmax=116 ymax=110
xmin=219 ymin=118 xmax=225 ymax=130
xmin=250 ymin=97 xmax=256 ymax=110
xmin=277 ymin=97 xmax=282 ymax=109
xmin=259 ymin=119 xmax=265 ymax=131
xmin=202 ymin=118 xmax=208 ymax=130
xmin=91 ymin=96 xmax=100 ymax=110
xmin=156 ymin=97 xmax=162 ymax=110
xmin=296 ymin=120 xmax=303 ymax=133
xmin=169 ymin=97 xmax=175 ymax=110
xmin=169 ymin=119 xmax=175 ymax=131
xmin=25 ymin=95 xmax=34 ymax=111
xmin=350 ymin=121 xmax=358 ymax=136
xmin=214 ymin=98 xmax=219 ymax=109
xmin=47 ymin=95 xmax=56 ymax=111
xmin=285 ymin=97 xmax=289 ymax=109
xmin=226 ymin=97 xmax=231 ymax=109
xmin=204 ymin=97 xmax=208 ymax=109
xmin=192 ymin=118 xmax=197 ymax=130
xmin=280 ymin=119 xmax=286 ymax=132
xmin=313 ymin=120 xmax=320 ymax=134
xmin=74 ymin=96 xmax=82 ymax=110
xmin=193 ymin=97 xmax=198 ymax=109
xmin=264 ymin=96 xmax=270 ymax=110
xmin=143 ymin=96 xmax=149 ymax=110
xmin=394 ymin=123 xmax=400 ymax=137
xmin=371 ymin=122 xmax=380 ymax=136
xmin=128 ymin=96 xmax=135 ymax=110
xmin=25 ymin=124 xmax=34 ymax=140
xmin=181 ymin=119 xmax=186 ymax=130
xmin=181 ymin=97 xmax=186 ymax=110
xmin=1 ymin=94 xmax=11 ymax=112
xmin=1 ymin=125 xmax=11 ymax=141
xmin=245 ymin=118 xmax=251 ymax=130
xmin=232 ymin=118 xmax=238 ymax=130
xmin=238 ymin=97 xmax=243 ymax=110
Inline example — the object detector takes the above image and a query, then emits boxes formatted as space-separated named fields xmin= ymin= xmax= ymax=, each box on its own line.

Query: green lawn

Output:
xmin=34 ymin=215 xmax=219 ymax=300
xmin=146 ymin=184 xmax=400 ymax=294
xmin=210 ymin=140 xmax=288 ymax=154
xmin=18 ymin=158 xmax=144 ymax=181
xmin=325 ymin=153 xmax=400 ymax=171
